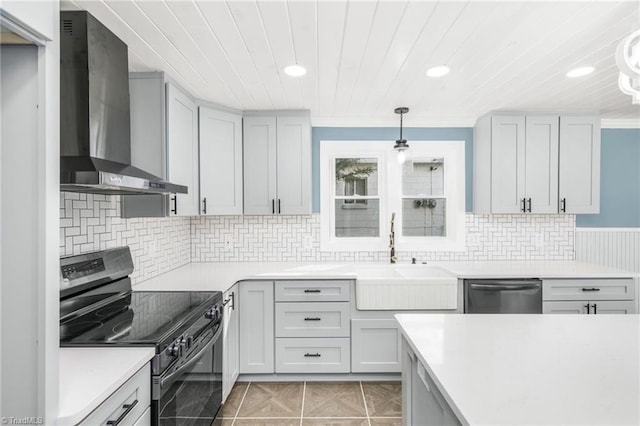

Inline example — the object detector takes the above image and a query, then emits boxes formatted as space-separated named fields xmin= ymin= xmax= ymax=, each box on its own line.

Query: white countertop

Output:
xmin=396 ymin=314 xmax=640 ymax=425
xmin=134 ymin=260 xmax=635 ymax=292
xmin=58 ymin=347 xmax=155 ymax=426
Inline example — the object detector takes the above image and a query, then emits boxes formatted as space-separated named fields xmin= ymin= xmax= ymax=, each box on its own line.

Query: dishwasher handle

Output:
xmin=469 ymin=282 xmax=541 ymax=291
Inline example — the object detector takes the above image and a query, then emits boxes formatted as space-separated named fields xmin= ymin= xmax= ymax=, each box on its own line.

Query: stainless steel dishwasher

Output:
xmin=464 ymin=279 xmax=542 ymax=313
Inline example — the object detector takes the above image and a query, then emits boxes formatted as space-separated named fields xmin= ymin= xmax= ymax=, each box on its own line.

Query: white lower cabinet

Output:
xmin=239 ymin=281 xmax=274 ymax=374
xmin=222 ymin=284 xmax=239 ymax=401
xmin=542 ymin=279 xmax=637 ymax=314
xmin=80 ymin=364 xmax=150 ymax=426
xmin=543 ymin=300 xmax=636 ymax=314
xmin=351 ymin=319 xmax=402 ymax=373
xmin=275 ymin=338 xmax=350 ymax=373
xmin=402 ymin=338 xmax=460 ymax=426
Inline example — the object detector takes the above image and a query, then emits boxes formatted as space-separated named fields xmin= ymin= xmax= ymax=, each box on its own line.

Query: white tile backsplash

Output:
xmin=191 ymin=213 xmax=575 ymax=262
xmin=60 ymin=193 xmax=576 ymax=282
xmin=60 ymin=193 xmax=190 ymax=284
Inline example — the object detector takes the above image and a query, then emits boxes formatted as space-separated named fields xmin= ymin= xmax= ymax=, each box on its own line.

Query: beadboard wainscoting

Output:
xmin=59 ymin=193 xmax=190 ymax=284
xmin=576 ymin=228 xmax=640 ymax=311
xmin=191 ymin=214 xmax=575 ymax=262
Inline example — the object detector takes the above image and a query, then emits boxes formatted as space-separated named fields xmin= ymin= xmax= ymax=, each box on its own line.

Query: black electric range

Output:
xmin=60 ymin=247 xmax=224 ymax=426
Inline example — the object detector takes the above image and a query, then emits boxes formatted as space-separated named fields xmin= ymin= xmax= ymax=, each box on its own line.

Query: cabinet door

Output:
xmin=525 ymin=116 xmax=559 ymax=213
xmin=351 ymin=319 xmax=401 ymax=373
xmin=199 ymin=107 xmax=243 ymax=215
xmin=166 ymin=83 xmax=199 ymax=216
xmin=543 ymin=300 xmax=588 ymax=314
xmin=276 ymin=115 xmax=311 ymax=214
xmin=592 ymin=300 xmax=637 ymax=315
xmin=491 ymin=115 xmax=526 ymax=213
xmin=222 ymin=284 xmax=239 ymax=401
xmin=559 ymin=116 xmax=601 ymax=214
xmin=243 ymin=116 xmax=277 ymax=215
xmin=122 ymin=73 xmax=169 ymax=218
xmin=239 ymin=281 xmax=274 ymax=374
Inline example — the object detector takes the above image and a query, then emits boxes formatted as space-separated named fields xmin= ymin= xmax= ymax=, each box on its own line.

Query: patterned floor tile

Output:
xmin=233 ymin=419 xmax=300 ymax=426
xmin=237 ymin=382 xmax=304 ymax=418
xmin=303 ymin=382 xmax=367 ymax=418
xmin=302 ymin=419 xmax=368 ymax=426
xmin=369 ymin=417 xmax=402 ymax=426
xmin=362 ymin=382 xmax=402 ymax=417
xmin=220 ymin=382 xmax=249 ymax=417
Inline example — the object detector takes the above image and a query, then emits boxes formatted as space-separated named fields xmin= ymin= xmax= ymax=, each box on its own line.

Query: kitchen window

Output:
xmin=320 ymin=141 xmax=465 ymax=252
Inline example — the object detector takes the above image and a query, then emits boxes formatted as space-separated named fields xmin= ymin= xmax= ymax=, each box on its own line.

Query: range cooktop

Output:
xmin=60 ymin=290 xmax=219 ymax=346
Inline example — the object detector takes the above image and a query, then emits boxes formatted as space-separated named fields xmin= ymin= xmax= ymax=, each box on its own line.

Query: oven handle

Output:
xmin=160 ymin=323 xmax=222 ymax=390
xmin=469 ymin=283 xmax=541 ymax=291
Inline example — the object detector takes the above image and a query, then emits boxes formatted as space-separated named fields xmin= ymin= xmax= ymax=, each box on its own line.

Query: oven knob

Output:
xmin=180 ymin=335 xmax=191 ymax=349
xmin=166 ymin=343 xmax=181 ymax=357
xmin=205 ymin=307 xmax=220 ymax=320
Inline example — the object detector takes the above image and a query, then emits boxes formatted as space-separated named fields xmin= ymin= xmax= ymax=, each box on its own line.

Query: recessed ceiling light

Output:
xmin=426 ymin=65 xmax=450 ymax=77
xmin=284 ymin=64 xmax=306 ymax=77
xmin=566 ymin=66 xmax=594 ymax=78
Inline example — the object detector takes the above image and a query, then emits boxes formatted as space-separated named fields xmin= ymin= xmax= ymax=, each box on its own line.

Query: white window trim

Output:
xmin=320 ymin=140 xmax=465 ymax=252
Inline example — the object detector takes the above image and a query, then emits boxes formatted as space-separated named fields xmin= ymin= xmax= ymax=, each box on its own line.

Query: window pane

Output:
xmin=402 ymin=159 xmax=444 ymax=196
xmin=402 ymin=198 xmax=446 ymax=237
xmin=335 ymin=199 xmax=380 ymax=237
xmin=335 ymin=158 xmax=378 ymax=196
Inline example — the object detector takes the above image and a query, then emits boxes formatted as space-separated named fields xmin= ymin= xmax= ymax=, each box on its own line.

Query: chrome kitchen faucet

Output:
xmin=390 ymin=212 xmax=397 ymax=264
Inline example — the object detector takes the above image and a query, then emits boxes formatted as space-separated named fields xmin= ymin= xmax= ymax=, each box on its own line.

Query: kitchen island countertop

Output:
xmin=396 ymin=314 xmax=640 ymax=425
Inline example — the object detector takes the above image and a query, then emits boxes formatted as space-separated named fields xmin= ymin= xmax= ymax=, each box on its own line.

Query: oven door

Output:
xmin=152 ymin=323 xmax=223 ymax=426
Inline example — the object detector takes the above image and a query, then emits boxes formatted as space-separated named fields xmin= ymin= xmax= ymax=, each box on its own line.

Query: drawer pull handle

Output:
xmin=304 ymin=353 xmax=321 ymax=357
xmin=304 ymin=289 xmax=321 ymax=293
xmin=106 ymin=400 xmax=138 ymax=426
xmin=304 ymin=317 xmax=321 ymax=321
xmin=581 ymin=288 xmax=601 ymax=292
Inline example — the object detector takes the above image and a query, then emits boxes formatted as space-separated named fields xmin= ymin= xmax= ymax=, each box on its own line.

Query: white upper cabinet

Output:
xmin=524 ymin=115 xmax=559 ymax=214
xmin=243 ymin=112 xmax=311 ymax=215
xmin=199 ymin=107 xmax=243 ymax=215
xmin=123 ymin=73 xmax=198 ymax=218
xmin=474 ymin=112 xmax=597 ymax=214
xmin=166 ymin=83 xmax=199 ymax=217
xmin=559 ymin=116 xmax=601 ymax=214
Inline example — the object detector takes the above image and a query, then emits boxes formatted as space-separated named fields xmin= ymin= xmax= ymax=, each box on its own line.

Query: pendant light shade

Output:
xmin=394 ymin=107 xmax=410 ymax=152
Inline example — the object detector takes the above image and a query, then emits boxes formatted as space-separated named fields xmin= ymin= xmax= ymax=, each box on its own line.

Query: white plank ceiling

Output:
xmin=60 ymin=0 xmax=640 ymax=126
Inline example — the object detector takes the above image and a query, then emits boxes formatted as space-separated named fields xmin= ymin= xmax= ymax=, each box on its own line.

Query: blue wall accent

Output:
xmin=312 ymin=127 xmax=474 ymax=213
xmin=576 ymin=129 xmax=640 ymax=228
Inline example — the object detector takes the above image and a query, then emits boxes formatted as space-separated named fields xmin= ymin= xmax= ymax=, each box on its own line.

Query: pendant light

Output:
xmin=394 ymin=107 xmax=410 ymax=163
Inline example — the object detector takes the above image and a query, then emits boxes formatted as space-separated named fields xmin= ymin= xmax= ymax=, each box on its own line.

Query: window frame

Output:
xmin=320 ymin=140 xmax=465 ymax=252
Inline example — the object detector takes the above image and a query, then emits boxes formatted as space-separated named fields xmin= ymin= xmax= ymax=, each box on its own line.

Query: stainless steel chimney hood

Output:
xmin=59 ymin=11 xmax=187 ymax=195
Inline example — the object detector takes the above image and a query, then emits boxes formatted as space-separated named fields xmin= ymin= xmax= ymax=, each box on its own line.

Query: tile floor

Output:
xmin=218 ymin=381 xmax=402 ymax=426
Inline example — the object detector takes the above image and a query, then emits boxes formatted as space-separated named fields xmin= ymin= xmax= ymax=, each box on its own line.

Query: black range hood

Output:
xmin=59 ymin=11 xmax=187 ymax=195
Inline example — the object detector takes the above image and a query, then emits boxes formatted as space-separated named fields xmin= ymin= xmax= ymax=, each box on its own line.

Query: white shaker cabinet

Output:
xmin=558 ymin=116 xmax=601 ymax=214
xmin=474 ymin=112 xmax=598 ymax=214
xmin=222 ymin=284 xmax=239 ymax=401
xmin=199 ymin=107 xmax=243 ymax=215
xmin=122 ymin=74 xmax=198 ymax=218
xmin=475 ymin=114 xmax=558 ymax=214
xmin=351 ymin=318 xmax=402 ymax=373
xmin=243 ymin=111 xmax=311 ymax=215
xmin=239 ymin=281 xmax=275 ymax=374
xmin=166 ymin=83 xmax=199 ymax=216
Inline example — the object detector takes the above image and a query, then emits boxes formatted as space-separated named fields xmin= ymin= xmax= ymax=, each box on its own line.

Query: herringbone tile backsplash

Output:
xmin=60 ymin=193 xmax=575 ymax=283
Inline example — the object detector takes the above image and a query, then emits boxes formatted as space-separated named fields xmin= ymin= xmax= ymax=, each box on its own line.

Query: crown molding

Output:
xmin=601 ymin=118 xmax=640 ymax=129
xmin=310 ymin=117 xmax=475 ymax=128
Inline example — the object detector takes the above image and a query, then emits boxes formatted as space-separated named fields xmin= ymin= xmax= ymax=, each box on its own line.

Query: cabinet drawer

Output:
xmin=80 ymin=364 xmax=150 ymax=426
xmin=543 ymin=279 xmax=635 ymax=301
xmin=275 ymin=338 xmax=350 ymax=373
xmin=276 ymin=302 xmax=350 ymax=338
xmin=275 ymin=280 xmax=351 ymax=302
